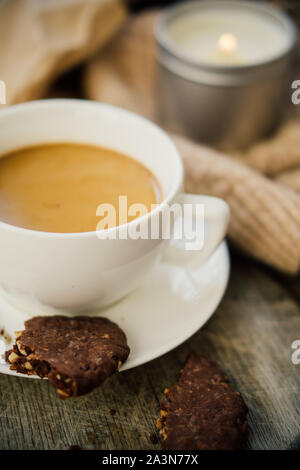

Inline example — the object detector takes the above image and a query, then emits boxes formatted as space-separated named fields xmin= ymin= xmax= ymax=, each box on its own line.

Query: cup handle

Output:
xmin=162 ymin=194 xmax=230 ymax=268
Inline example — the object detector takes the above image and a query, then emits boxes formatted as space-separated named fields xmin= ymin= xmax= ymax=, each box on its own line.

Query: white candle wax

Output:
xmin=167 ymin=6 xmax=292 ymax=66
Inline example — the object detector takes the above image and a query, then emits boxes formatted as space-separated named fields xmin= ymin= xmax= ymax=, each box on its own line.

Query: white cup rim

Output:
xmin=0 ymin=99 xmax=183 ymax=239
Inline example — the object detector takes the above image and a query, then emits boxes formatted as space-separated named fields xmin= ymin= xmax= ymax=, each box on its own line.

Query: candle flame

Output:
xmin=218 ymin=33 xmax=237 ymax=53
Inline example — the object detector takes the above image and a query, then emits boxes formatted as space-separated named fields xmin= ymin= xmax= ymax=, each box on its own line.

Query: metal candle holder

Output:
xmin=155 ymin=1 xmax=298 ymax=150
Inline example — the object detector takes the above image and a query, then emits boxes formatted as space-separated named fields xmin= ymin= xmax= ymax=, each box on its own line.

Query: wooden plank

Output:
xmin=0 ymin=253 xmax=299 ymax=450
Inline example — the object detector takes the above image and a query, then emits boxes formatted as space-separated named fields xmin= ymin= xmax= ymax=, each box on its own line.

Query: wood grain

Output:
xmin=0 ymin=253 xmax=299 ymax=450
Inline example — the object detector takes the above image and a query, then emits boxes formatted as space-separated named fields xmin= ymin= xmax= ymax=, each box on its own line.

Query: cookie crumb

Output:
xmin=0 ymin=326 xmax=11 ymax=345
xmin=149 ymin=433 xmax=158 ymax=444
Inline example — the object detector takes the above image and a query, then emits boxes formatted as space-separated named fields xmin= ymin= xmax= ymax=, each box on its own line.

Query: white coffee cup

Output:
xmin=0 ymin=99 xmax=229 ymax=313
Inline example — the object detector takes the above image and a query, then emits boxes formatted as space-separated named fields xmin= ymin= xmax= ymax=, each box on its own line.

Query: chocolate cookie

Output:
xmin=156 ymin=354 xmax=248 ymax=450
xmin=6 ymin=316 xmax=130 ymax=398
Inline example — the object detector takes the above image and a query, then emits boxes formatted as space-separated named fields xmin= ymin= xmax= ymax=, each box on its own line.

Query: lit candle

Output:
xmin=212 ymin=33 xmax=242 ymax=65
xmin=155 ymin=1 xmax=297 ymax=148
xmin=165 ymin=3 xmax=293 ymax=66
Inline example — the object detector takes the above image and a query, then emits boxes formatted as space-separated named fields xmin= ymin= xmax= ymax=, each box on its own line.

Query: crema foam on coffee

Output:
xmin=0 ymin=143 xmax=161 ymax=233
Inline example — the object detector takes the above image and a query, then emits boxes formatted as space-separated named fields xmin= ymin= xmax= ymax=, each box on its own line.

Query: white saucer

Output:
xmin=0 ymin=241 xmax=229 ymax=377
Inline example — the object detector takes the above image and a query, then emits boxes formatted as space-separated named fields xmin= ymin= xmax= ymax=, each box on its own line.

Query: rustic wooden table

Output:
xmin=0 ymin=249 xmax=299 ymax=450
